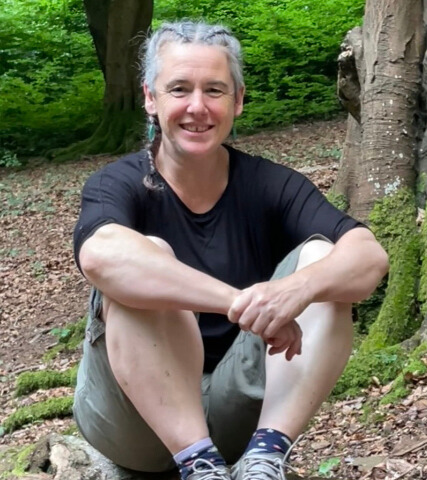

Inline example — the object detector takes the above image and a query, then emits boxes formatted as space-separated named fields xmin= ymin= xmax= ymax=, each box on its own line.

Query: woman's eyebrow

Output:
xmin=164 ymin=79 xmax=190 ymax=89
xmin=206 ymin=81 xmax=230 ymax=89
xmin=164 ymin=80 xmax=230 ymax=90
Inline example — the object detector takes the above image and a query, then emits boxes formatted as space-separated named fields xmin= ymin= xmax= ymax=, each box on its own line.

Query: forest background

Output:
xmin=2 ymin=1 xmax=427 ymax=479
xmin=0 ymin=0 xmax=365 ymax=166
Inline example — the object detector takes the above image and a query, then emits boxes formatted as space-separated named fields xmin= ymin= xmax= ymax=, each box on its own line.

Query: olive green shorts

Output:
xmin=73 ymin=235 xmax=328 ymax=472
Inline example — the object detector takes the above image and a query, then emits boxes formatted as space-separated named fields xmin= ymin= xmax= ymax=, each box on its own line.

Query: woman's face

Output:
xmin=144 ymin=43 xmax=244 ymax=161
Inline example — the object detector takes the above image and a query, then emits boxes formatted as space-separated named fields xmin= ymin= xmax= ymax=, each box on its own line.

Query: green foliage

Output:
xmin=326 ymin=192 xmax=348 ymax=212
xmin=43 ymin=317 xmax=86 ymax=361
xmin=2 ymin=396 xmax=74 ymax=433
xmin=15 ymin=366 xmax=78 ymax=397
xmin=0 ymin=0 xmax=103 ymax=159
xmin=317 ymin=458 xmax=340 ymax=477
xmin=0 ymin=149 xmax=22 ymax=169
xmin=154 ymin=0 xmax=365 ymax=131
xmin=380 ymin=343 xmax=427 ymax=404
xmin=333 ymin=345 xmax=407 ymax=398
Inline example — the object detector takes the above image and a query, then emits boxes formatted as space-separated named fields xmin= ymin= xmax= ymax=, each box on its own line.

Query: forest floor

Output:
xmin=0 ymin=117 xmax=426 ymax=479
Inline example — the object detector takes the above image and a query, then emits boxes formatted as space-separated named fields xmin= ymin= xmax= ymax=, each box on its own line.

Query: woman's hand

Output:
xmin=227 ymin=277 xmax=311 ymax=359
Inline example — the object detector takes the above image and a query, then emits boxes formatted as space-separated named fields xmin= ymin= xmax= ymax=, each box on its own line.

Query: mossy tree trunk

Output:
xmin=51 ymin=0 xmax=154 ymax=161
xmin=333 ymin=0 xmax=427 ymax=356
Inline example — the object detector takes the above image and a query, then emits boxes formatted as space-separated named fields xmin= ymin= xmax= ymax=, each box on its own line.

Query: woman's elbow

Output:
xmin=79 ymin=238 xmax=105 ymax=280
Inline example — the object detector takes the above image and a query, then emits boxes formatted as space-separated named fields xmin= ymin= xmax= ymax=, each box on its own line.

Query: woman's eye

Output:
xmin=170 ymin=87 xmax=188 ymax=97
xmin=207 ymin=88 xmax=224 ymax=97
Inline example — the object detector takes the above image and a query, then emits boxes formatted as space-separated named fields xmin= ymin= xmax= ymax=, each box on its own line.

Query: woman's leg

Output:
xmin=74 ymin=237 xmax=210 ymax=471
xmin=104 ymin=300 xmax=209 ymax=454
xmin=257 ymin=239 xmax=353 ymax=439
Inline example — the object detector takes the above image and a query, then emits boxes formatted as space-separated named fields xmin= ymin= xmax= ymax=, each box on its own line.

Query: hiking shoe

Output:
xmin=187 ymin=458 xmax=231 ymax=480
xmin=231 ymin=452 xmax=292 ymax=480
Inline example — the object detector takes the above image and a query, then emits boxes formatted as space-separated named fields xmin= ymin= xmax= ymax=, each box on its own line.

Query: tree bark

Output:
xmin=51 ymin=0 xmax=153 ymax=160
xmin=335 ymin=0 xmax=424 ymax=222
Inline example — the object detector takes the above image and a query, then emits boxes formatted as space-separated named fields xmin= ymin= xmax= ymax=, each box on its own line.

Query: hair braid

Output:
xmin=143 ymin=115 xmax=164 ymax=191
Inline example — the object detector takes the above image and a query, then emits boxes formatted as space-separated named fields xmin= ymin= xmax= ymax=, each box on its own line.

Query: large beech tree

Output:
xmin=53 ymin=0 xmax=153 ymax=160
xmin=332 ymin=0 xmax=427 ymax=396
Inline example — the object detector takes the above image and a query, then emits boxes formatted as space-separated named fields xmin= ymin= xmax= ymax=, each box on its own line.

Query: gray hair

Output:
xmin=140 ymin=20 xmax=244 ymax=191
xmin=141 ymin=20 xmax=245 ymax=94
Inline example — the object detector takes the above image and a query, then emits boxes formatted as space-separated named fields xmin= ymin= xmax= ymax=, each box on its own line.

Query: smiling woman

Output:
xmin=144 ymin=42 xmax=244 ymax=177
xmin=72 ymin=19 xmax=388 ymax=480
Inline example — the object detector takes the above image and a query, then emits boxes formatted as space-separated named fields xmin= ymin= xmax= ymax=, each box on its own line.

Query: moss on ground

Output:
xmin=380 ymin=342 xmax=427 ymax=404
xmin=359 ymin=188 xmax=421 ymax=352
xmin=15 ymin=366 xmax=78 ymax=397
xmin=43 ymin=317 xmax=86 ymax=362
xmin=2 ymin=397 xmax=74 ymax=434
xmin=332 ymin=345 xmax=407 ymax=398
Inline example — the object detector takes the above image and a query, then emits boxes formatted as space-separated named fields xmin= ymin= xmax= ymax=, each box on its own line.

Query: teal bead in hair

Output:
xmin=148 ymin=120 xmax=156 ymax=142
xmin=232 ymin=124 xmax=237 ymax=141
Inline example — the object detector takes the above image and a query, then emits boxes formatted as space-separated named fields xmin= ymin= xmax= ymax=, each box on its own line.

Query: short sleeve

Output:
xmin=73 ymin=156 xmax=144 ymax=272
xmin=276 ymin=167 xmax=365 ymax=246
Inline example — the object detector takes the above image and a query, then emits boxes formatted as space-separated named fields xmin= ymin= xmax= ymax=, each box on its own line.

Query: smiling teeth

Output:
xmin=184 ymin=125 xmax=210 ymax=132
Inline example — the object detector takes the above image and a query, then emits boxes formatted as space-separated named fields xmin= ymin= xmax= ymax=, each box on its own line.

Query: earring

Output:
xmin=232 ymin=124 xmax=237 ymax=141
xmin=147 ymin=116 xmax=156 ymax=142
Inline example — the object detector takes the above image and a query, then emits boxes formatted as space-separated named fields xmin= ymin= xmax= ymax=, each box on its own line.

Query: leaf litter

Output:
xmin=0 ymin=117 xmax=426 ymax=479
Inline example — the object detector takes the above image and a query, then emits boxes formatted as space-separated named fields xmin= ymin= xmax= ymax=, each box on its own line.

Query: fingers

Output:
xmin=267 ymin=321 xmax=303 ymax=360
xmin=228 ymin=289 xmax=253 ymax=324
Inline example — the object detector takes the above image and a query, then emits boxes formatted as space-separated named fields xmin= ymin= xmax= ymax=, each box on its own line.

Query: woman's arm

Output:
xmin=80 ymin=223 xmax=239 ymax=314
xmin=228 ymin=227 xmax=389 ymax=340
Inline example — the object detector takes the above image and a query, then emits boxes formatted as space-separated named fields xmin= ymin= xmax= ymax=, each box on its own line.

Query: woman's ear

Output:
xmin=234 ymin=86 xmax=245 ymax=117
xmin=144 ymin=83 xmax=157 ymax=115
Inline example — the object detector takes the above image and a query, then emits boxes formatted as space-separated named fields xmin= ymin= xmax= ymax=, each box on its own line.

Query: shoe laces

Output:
xmin=240 ymin=435 xmax=302 ymax=480
xmin=188 ymin=458 xmax=230 ymax=480
xmin=241 ymin=455 xmax=290 ymax=480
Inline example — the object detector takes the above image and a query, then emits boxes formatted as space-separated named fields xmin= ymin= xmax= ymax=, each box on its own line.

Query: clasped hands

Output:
xmin=227 ymin=277 xmax=311 ymax=360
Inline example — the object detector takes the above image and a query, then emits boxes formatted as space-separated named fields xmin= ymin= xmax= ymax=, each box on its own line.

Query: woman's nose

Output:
xmin=187 ymin=90 xmax=208 ymax=115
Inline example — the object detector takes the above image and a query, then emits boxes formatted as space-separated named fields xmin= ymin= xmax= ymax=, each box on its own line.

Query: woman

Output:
xmin=73 ymin=21 xmax=388 ymax=480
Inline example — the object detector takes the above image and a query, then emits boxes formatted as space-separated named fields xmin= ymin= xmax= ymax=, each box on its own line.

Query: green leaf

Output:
xmin=318 ymin=457 xmax=340 ymax=477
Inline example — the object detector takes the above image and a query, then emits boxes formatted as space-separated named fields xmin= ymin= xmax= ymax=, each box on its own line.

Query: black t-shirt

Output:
xmin=74 ymin=145 xmax=364 ymax=372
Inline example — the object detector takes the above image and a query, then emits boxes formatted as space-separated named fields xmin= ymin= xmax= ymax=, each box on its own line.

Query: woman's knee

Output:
xmin=296 ymin=238 xmax=333 ymax=270
xmin=146 ymin=235 xmax=176 ymax=256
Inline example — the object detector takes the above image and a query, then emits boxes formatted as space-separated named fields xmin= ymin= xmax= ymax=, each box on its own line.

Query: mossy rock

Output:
xmin=380 ymin=342 xmax=427 ymax=404
xmin=333 ymin=345 xmax=407 ymax=398
xmin=0 ymin=443 xmax=36 ymax=478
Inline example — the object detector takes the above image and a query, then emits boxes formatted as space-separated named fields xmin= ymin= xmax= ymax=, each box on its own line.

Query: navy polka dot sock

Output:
xmin=244 ymin=428 xmax=293 ymax=456
xmin=173 ymin=437 xmax=226 ymax=480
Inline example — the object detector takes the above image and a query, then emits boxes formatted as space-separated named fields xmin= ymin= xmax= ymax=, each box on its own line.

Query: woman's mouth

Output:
xmin=181 ymin=124 xmax=213 ymax=133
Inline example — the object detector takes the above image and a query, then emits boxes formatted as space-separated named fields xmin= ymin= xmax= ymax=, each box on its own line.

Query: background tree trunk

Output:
xmin=335 ymin=0 xmax=424 ymax=222
xmin=333 ymin=0 xmax=427 ymax=357
xmin=52 ymin=0 xmax=154 ymax=161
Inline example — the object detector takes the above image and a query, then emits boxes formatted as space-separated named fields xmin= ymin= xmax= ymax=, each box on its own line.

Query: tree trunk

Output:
xmin=333 ymin=0 xmax=426 ymax=361
xmin=51 ymin=0 xmax=153 ymax=161
xmin=336 ymin=0 xmax=424 ymax=222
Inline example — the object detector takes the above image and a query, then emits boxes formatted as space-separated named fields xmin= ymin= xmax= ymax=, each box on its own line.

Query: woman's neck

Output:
xmin=156 ymin=145 xmax=230 ymax=214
